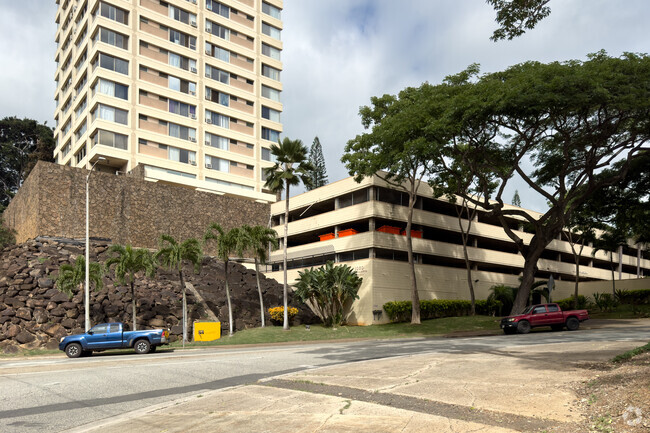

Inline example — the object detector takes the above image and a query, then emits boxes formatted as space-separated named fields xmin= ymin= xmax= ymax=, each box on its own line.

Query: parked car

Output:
xmin=59 ymin=323 xmax=169 ymax=358
xmin=500 ymin=303 xmax=589 ymax=334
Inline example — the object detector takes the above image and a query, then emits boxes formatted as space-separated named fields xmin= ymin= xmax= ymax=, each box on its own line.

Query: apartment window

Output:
xmin=96 ymin=53 xmax=129 ymax=75
xmin=206 ymin=20 xmax=230 ymax=40
xmin=92 ymin=129 xmax=128 ymax=150
xmin=262 ymin=64 xmax=280 ymax=81
xmin=62 ymin=120 xmax=72 ymax=136
xmin=92 ymin=104 xmax=128 ymax=125
xmin=205 ymin=65 xmax=229 ymax=84
xmin=205 ymin=88 xmax=229 ymax=106
xmin=168 ymin=52 xmax=197 ymax=72
xmin=94 ymin=78 xmax=128 ymax=100
xmin=169 ymin=28 xmax=196 ymax=50
xmin=262 ymin=22 xmax=281 ymax=40
xmin=144 ymin=139 xmax=196 ymax=165
xmin=145 ymin=165 xmax=196 ymax=179
xmin=75 ymin=50 xmax=87 ymax=73
xmin=205 ymin=155 xmax=230 ymax=172
xmin=62 ymin=98 xmax=72 ymax=115
xmin=205 ymin=42 xmax=229 ymax=62
xmin=168 ymin=122 xmax=196 ymax=141
xmin=75 ymin=73 xmax=87 ymax=94
xmin=262 ymin=43 xmax=280 ymax=61
xmin=168 ymin=4 xmax=196 ymax=26
xmin=169 ymin=99 xmax=196 ymax=118
xmin=261 ymin=147 xmax=272 ymax=161
xmin=262 ymin=127 xmax=280 ymax=142
xmin=261 ymin=85 xmax=281 ymax=102
xmin=206 ymin=110 xmax=229 ymax=128
xmin=262 ymin=106 xmax=281 ymax=122
xmin=74 ymin=145 xmax=87 ymax=164
xmin=75 ymin=97 xmax=87 ymax=118
xmin=205 ymin=132 xmax=229 ymax=150
xmin=61 ymin=142 xmax=71 ymax=157
xmin=74 ymin=121 xmax=87 ymax=141
xmin=168 ymin=76 xmax=196 ymax=94
xmin=95 ymin=27 xmax=128 ymax=49
xmin=98 ymin=2 xmax=128 ymax=25
xmin=262 ymin=2 xmax=281 ymax=19
xmin=206 ymin=0 xmax=229 ymax=18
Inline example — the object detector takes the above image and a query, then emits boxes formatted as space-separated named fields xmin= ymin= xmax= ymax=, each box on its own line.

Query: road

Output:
xmin=0 ymin=323 xmax=648 ymax=433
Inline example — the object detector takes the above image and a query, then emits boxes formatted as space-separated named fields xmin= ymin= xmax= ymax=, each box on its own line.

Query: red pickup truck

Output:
xmin=500 ymin=303 xmax=589 ymax=334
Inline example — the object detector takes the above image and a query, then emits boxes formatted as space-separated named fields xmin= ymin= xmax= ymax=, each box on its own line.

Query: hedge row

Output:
xmin=616 ymin=289 xmax=650 ymax=305
xmin=555 ymin=295 xmax=589 ymax=310
xmin=383 ymin=299 xmax=502 ymax=323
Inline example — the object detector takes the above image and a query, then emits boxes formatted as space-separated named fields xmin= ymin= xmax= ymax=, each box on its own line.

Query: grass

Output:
xmin=170 ymin=315 xmax=500 ymax=348
xmin=610 ymin=341 xmax=650 ymax=363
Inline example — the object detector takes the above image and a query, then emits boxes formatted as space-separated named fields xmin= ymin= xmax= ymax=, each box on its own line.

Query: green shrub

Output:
xmin=593 ymin=292 xmax=618 ymax=312
xmin=556 ymin=295 xmax=589 ymax=310
xmin=383 ymin=299 xmax=501 ymax=323
xmin=614 ymin=289 xmax=650 ymax=305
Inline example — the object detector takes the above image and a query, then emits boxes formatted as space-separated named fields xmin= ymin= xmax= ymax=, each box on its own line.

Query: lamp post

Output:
xmin=85 ymin=157 xmax=107 ymax=331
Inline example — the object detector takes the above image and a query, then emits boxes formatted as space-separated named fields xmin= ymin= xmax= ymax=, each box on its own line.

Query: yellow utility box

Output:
xmin=193 ymin=321 xmax=221 ymax=342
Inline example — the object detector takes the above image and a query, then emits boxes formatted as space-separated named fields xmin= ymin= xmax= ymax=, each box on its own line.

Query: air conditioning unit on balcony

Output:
xmin=190 ymin=160 xmax=196 ymax=165
xmin=205 ymin=49 xmax=211 ymax=55
xmin=190 ymin=113 xmax=196 ymax=119
xmin=206 ymin=119 xmax=212 ymax=124
xmin=189 ymin=137 xmax=196 ymax=142
xmin=205 ymin=163 xmax=212 ymax=169
xmin=191 ymin=0 xmax=197 ymax=4
xmin=190 ymin=67 xmax=197 ymax=73
xmin=205 ymin=140 xmax=211 ymax=146
xmin=190 ymin=21 xmax=197 ymax=28
xmin=189 ymin=90 xmax=196 ymax=96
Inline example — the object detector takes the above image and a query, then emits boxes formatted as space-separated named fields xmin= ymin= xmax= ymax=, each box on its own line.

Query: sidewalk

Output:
xmin=70 ymin=337 xmax=647 ymax=433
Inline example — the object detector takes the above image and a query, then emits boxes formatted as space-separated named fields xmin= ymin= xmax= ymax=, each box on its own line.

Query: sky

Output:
xmin=1 ymin=0 xmax=649 ymax=212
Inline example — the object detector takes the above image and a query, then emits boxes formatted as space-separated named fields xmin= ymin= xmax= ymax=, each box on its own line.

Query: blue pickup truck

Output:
xmin=59 ymin=323 xmax=169 ymax=358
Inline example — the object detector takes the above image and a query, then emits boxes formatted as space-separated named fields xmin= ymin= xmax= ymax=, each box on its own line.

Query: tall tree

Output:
xmin=487 ymin=0 xmax=552 ymax=41
xmin=204 ymin=224 xmax=245 ymax=336
xmin=307 ymin=136 xmax=328 ymax=190
xmin=263 ymin=138 xmax=314 ymax=330
xmin=240 ymin=224 xmax=279 ymax=328
xmin=155 ymin=235 xmax=202 ymax=346
xmin=56 ymin=256 xmax=104 ymax=325
xmin=433 ymin=52 xmax=650 ymax=314
xmin=344 ymin=84 xmax=447 ymax=325
xmin=105 ymin=245 xmax=157 ymax=331
xmin=0 ymin=117 xmax=55 ymax=207
xmin=511 ymin=190 xmax=521 ymax=207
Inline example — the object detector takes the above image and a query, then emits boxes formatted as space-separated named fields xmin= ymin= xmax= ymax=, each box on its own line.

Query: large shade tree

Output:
xmin=343 ymin=84 xmax=447 ymax=324
xmin=240 ymin=224 xmax=279 ymax=328
xmin=263 ymin=138 xmax=314 ymax=330
xmin=105 ymin=244 xmax=157 ymax=331
xmin=0 ymin=117 xmax=55 ymax=207
xmin=155 ymin=235 xmax=202 ymax=346
xmin=432 ymin=52 xmax=650 ymax=314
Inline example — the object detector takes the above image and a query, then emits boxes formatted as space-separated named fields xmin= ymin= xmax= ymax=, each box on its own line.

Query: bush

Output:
xmin=268 ymin=306 xmax=298 ymax=322
xmin=556 ymin=295 xmax=589 ymax=310
xmin=593 ymin=292 xmax=618 ymax=312
xmin=383 ymin=299 xmax=501 ymax=323
xmin=614 ymin=289 xmax=650 ymax=305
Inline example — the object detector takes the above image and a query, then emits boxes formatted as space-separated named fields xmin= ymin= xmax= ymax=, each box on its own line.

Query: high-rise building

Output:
xmin=53 ymin=0 xmax=283 ymax=203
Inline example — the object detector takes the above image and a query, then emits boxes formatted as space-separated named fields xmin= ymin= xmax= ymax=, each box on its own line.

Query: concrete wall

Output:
xmin=4 ymin=161 xmax=269 ymax=253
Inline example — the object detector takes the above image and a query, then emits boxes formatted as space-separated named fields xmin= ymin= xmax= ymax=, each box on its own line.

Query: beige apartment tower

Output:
xmin=53 ymin=0 xmax=283 ymax=202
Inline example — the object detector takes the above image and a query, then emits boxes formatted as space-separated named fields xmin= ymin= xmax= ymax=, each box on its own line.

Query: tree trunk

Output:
xmin=225 ymin=261 xmax=234 ymax=336
xmin=179 ymin=270 xmax=187 ymax=348
xmin=609 ymin=252 xmax=616 ymax=294
xmin=283 ymin=180 xmax=290 ymax=331
xmin=573 ymin=261 xmax=580 ymax=310
xmin=511 ymin=247 xmax=544 ymax=314
xmin=406 ymin=190 xmax=420 ymax=325
xmin=458 ymin=201 xmax=476 ymax=316
xmin=131 ymin=280 xmax=137 ymax=331
xmin=255 ymin=258 xmax=265 ymax=327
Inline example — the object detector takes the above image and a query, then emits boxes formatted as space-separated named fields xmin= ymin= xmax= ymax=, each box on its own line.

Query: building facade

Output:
xmin=266 ymin=176 xmax=650 ymax=325
xmin=53 ymin=0 xmax=282 ymax=202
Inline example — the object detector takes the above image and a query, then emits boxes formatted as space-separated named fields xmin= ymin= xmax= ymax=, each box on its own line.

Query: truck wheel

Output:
xmin=566 ymin=317 xmax=580 ymax=331
xmin=516 ymin=320 xmax=531 ymax=334
xmin=65 ymin=343 xmax=82 ymax=358
xmin=134 ymin=339 xmax=151 ymax=354
xmin=551 ymin=325 xmax=563 ymax=332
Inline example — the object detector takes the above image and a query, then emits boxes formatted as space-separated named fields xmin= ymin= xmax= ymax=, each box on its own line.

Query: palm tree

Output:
xmin=487 ymin=284 xmax=516 ymax=316
xmin=105 ymin=244 xmax=156 ymax=331
xmin=155 ymin=235 xmax=202 ymax=346
xmin=204 ymin=224 xmax=245 ymax=337
xmin=56 ymin=256 xmax=104 ymax=327
xmin=263 ymin=137 xmax=314 ymax=330
xmin=240 ymin=224 xmax=279 ymax=327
